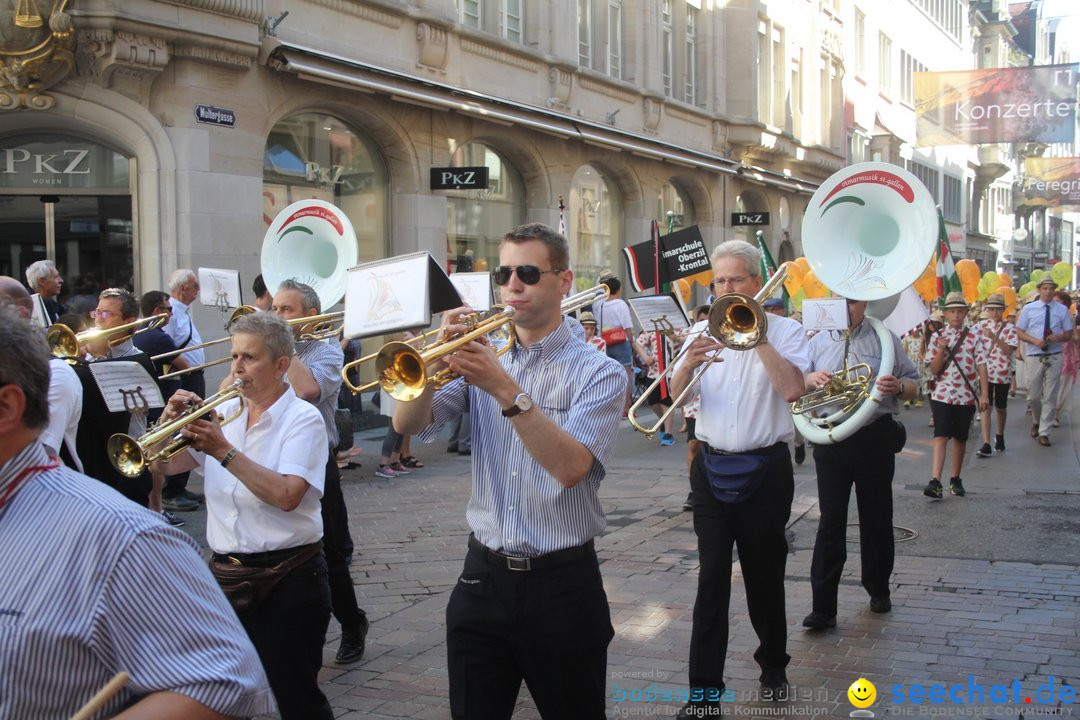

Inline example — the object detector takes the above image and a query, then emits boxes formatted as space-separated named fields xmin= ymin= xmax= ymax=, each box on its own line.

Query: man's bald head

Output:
xmin=0 ymin=276 xmax=32 ymax=319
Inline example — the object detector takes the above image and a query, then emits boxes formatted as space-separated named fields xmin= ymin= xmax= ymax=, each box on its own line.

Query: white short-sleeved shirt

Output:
xmin=43 ymin=358 xmax=84 ymax=472
xmin=975 ymin=319 xmax=1018 ymax=384
xmin=675 ymin=315 xmax=811 ymax=452
xmin=192 ymin=386 xmax=327 ymax=554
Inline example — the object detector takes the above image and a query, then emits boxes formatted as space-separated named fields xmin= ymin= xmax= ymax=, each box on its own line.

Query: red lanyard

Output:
xmin=0 ymin=458 xmax=61 ymax=511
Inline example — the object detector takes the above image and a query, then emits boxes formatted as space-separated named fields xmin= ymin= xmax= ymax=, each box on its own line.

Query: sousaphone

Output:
xmin=261 ymin=199 xmax=358 ymax=310
xmin=793 ymin=162 xmax=937 ymax=444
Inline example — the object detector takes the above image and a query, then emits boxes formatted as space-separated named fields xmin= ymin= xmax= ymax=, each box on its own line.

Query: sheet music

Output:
xmin=87 ymin=361 xmax=164 ymax=413
xmin=802 ymin=298 xmax=849 ymax=332
xmin=344 ymin=252 xmax=463 ymax=339
xmin=627 ymin=294 xmax=690 ymax=334
xmin=198 ymin=267 xmax=242 ymax=309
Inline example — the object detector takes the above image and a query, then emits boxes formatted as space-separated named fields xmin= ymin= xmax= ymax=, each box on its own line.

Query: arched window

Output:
xmin=444 ymin=142 xmax=524 ymax=272
xmin=569 ymin=164 xmax=622 ymax=291
xmin=263 ymin=113 xmax=388 ymax=265
xmin=658 ymin=180 xmax=694 ymax=233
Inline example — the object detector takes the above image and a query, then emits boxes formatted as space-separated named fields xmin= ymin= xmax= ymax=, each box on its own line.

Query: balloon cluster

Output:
xmin=777 ymin=257 xmax=828 ymax=311
xmin=1016 ymin=261 xmax=1071 ymax=299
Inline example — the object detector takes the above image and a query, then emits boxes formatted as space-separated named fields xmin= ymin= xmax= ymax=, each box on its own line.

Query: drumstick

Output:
xmin=70 ymin=671 xmax=130 ymax=720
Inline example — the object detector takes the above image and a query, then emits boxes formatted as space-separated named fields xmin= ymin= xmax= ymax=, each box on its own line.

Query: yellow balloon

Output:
xmin=794 ymin=256 xmax=811 ymax=276
xmin=674 ymin=278 xmax=693 ymax=304
xmin=802 ymin=269 xmax=827 ymax=299
xmin=780 ymin=261 xmax=803 ymax=296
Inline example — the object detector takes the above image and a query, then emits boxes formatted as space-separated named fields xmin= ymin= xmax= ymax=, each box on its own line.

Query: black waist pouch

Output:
xmin=702 ymin=442 xmax=785 ymax=504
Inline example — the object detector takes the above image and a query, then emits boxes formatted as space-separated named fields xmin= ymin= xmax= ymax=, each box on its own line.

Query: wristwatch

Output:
xmin=502 ymin=391 xmax=534 ymax=418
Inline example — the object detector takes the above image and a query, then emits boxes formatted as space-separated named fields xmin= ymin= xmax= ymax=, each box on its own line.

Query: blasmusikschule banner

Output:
xmin=915 ymin=64 xmax=1078 ymax=147
xmin=1020 ymin=157 xmax=1080 ymax=208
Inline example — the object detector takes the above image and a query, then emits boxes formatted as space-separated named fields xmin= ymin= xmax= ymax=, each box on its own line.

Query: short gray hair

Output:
xmin=229 ymin=312 xmax=294 ymax=360
xmin=277 ymin=278 xmax=321 ymax=314
xmin=0 ymin=305 xmax=50 ymax=429
xmin=25 ymin=260 xmax=56 ymax=290
xmin=166 ymin=268 xmax=196 ymax=294
xmin=99 ymin=287 xmax=139 ymax=320
xmin=710 ymin=240 xmax=761 ymax=278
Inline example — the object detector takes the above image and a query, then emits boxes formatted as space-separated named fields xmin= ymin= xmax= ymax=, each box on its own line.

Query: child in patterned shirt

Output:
xmin=973 ymin=293 xmax=1017 ymax=457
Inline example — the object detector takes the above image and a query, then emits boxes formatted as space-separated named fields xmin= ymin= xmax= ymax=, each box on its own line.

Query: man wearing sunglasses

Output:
xmin=394 ymin=222 xmax=627 ymax=719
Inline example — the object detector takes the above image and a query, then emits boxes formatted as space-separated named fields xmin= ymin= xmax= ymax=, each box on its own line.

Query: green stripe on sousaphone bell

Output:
xmin=821 ymin=195 xmax=866 ymax=215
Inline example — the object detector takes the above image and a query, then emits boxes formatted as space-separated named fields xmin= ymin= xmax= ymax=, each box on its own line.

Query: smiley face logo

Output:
xmin=848 ymin=677 xmax=877 ymax=708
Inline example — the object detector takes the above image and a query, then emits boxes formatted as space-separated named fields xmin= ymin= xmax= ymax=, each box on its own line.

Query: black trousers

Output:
xmin=809 ymin=416 xmax=895 ymax=615
xmin=687 ymin=447 xmax=793 ymax=693
xmin=321 ymin=450 xmax=366 ymax=634
xmin=163 ymin=370 xmax=205 ymax=497
xmin=446 ymin=544 xmax=613 ymax=719
xmin=241 ymin=552 xmax=333 ymax=720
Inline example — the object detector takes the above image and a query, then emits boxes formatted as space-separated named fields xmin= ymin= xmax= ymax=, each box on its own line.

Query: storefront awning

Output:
xmin=267 ymin=42 xmax=742 ymax=176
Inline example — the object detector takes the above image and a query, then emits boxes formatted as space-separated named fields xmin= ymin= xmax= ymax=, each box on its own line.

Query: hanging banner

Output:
xmin=914 ymin=64 xmax=1078 ymax=147
xmin=1020 ymin=157 xmax=1080 ymax=207
xmin=622 ymin=225 xmax=710 ymax=292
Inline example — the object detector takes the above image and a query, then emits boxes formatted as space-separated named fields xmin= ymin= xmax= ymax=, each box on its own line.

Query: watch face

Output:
xmin=516 ymin=393 xmax=533 ymax=412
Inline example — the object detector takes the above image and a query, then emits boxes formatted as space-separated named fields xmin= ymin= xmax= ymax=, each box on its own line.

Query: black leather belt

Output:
xmin=467 ymin=533 xmax=593 ymax=572
xmin=212 ymin=541 xmax=321 ymax=568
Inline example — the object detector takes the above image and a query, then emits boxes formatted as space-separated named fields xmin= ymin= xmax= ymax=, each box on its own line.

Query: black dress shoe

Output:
xmin=794 ymin=444 xmax=806 ymax=465
xmin=869 ymin=596 xmax=892 ymax=613
xmin=759 ymin=669 xmax=789 ymax=701
xmin=458 ymin=448 xmax=472 ymax=456
xmin=335 ymin=615 xmax=370 ymax=664
xmin=801 ymin=611 xmax=836 ymax=629
xmin=446 ymin=445 xmax=458 ymax=453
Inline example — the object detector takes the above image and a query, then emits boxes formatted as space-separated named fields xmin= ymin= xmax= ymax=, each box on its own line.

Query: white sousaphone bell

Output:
xmin=793 ymin=162 xmax=938 ymax=445
xmin=261 ymin=199 xmax=359 ymax=311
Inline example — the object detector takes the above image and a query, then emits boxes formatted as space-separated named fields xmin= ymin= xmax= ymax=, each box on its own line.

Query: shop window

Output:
xmin=569 ymin=164 xmax=622 ymax=292
xmin=444 ymin=142 xmax=524 ymax=273
xmin=263 ymin=113 xmax=388 ymax=269
xmin=657 ymin=180 xmax=694 ymax=233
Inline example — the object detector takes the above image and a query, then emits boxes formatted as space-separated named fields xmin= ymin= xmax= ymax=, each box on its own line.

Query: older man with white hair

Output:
xmin=25 ymin=259 xmax=63 ymax=327
xmin=162 ymin=268 xmax=206 ymax=511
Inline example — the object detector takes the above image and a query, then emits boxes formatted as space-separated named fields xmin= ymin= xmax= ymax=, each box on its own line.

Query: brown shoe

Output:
xmin=1031 ymin=424 xmax=1039 ymax=438
xmin=1038 ymin=436 xmax=1051 ymax=447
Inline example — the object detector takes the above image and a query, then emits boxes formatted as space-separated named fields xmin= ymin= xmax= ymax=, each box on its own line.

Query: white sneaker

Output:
xmin=374 ymin=464 xmax=398 ymax=479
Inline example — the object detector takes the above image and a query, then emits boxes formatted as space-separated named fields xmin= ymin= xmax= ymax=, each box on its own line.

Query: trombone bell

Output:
xmin=708 ymin=293 xmax=768 ymax=350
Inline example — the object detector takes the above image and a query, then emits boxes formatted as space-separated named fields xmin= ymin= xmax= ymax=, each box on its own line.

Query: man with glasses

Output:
xmin=669 ymin=240 xmax=810 ymax=716
xmin=394 ymin=223 xmax=627 ymax=719
xmin=162 ymin=269 xmax=206 ymax=510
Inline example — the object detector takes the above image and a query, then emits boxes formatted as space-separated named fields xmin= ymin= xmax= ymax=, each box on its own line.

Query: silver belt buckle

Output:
xmin=506 ymin=555 xmax=532 ymax=571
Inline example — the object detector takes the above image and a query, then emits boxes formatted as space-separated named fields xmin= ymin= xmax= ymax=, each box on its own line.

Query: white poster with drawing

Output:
xmin=449 ymin=272 xmax=493 ymax=312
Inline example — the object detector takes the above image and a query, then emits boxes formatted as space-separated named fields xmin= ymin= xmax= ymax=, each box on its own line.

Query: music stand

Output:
xmin=627 ymin=293 xmax=690 ymax=337
xmin=198 ymin=267 xmax=242 ymax=318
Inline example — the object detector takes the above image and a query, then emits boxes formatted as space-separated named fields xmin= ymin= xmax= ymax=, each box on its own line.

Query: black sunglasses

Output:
xmin=492 ymin=265 xmax=563 ymax=286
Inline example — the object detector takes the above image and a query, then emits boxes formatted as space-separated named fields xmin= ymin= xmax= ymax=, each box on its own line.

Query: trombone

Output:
xmin=48 ymin=314 xmax=170 ymax=360
xmin=367 ymin=284 xmax=610 ymax=402
xmin=627 ymin=267 xmax=787 ymax=438
xmin=106 ymin=379 xmax=246 ymax=478
xmin=153 ymin=309 xmax=345 ymax=379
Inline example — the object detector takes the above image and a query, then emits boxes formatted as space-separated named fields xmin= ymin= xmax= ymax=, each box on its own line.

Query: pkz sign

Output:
xmin=194 ymin=104 xmax=236 ymax=128
xmin=731 ymin=212 xmax=770 ymax=226
xmin=430 ymin=166 xmax=489 ymax=190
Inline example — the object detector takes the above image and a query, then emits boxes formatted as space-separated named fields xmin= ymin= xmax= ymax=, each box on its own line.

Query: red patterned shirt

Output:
xmin=925 ymin=325 xmax=987 ymax=405
xmin=975 ymin=319 xmax=1017 ymax=385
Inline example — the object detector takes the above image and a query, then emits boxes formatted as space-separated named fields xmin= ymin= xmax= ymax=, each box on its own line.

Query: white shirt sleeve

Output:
xmin=43 ymin=359 xmax=84 ymax=472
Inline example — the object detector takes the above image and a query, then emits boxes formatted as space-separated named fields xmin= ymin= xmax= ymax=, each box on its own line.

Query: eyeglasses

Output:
xmin=492 ymin=265 xmax=563 ymax=286
xmin=90 ymin=309 xmax=113 ymax=319
xmin=712 ymin=275 xmax=750 ymax=289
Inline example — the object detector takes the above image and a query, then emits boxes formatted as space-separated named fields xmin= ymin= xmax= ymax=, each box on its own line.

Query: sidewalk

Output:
xmin=248 ymin=386 xmax=1080 ymax=719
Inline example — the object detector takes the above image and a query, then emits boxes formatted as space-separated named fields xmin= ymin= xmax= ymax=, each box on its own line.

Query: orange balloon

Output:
xmin=674 ymin=278 xmax=693 ymax=305
xmin=692 ymin=269 xmax=714 ymax=288
xmin=801 ymin=269 xmax=827 ymax=299
xmin=915 ymin=275 xmax=938 ymax=303
xmin=779 ymin=261 xmax=803 ymax=296
xmin=997 ymin=272 xmax=1011 ymax=288
xmin=955 ymin=259 xmax=980 ymax=284
xmin=794 ymin=257 xmax=811 ymax=276
xmin=996 ymin=285 xmax=1017 ymax=317
xmin=917 ymin=259 xmax=936 ymax=285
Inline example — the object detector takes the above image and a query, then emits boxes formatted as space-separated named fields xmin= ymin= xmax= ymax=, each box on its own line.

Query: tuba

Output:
xmin=791 ymin=162 xmax=937 ymax=444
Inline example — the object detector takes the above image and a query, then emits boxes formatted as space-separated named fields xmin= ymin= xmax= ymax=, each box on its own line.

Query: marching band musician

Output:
xmin=668 ymin=240 xmax=810 ymax=716
xmin=800 ymin=298 xmax=918 ymax=631
xmin=394 ymin=223 xmax=626 ymax=719
xmin=153 ymin=312 xmax=334 ymax=720
xmin=271 ymin=278 xmax=371 ymax=666
xmin=0 ymin=305 xmax=275 ymax=720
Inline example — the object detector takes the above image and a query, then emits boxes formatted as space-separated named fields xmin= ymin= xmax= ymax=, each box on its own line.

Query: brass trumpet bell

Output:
xmin=375 ymin=341 xmax=427 ymax=402
xmin=708 ymin=293 xmax=769 ymax=350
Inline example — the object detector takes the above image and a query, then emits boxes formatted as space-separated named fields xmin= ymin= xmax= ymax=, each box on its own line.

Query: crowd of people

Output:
xmin=1 ymin=231 xmax=1075 ymax=720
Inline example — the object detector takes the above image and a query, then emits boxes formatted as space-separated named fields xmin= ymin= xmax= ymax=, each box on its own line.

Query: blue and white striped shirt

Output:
xmin=417 ymin=317 xmax=627 ymax=556
xmin=294 ymin=338 xmax=345 ymax=448
xmin=0 ymin=441 xmax=275 ymax=719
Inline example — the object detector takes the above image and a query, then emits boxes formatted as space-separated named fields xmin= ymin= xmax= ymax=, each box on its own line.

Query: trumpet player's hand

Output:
xmin=806 ymin=370 xmax=832 ymax=391
xmin=446 ymin=339 xmax=507 ymax=396
xmin=875 ymin=373 xmax=901 ymax=396
xmin=159 ymin=389 xmax=203 ymax=423
xmin=183 ymin=415 xmax=230 ymax=460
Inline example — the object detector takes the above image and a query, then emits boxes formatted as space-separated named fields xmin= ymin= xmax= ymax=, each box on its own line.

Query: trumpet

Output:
xmin=628 ymin=268 xmax=787 ymax=438
xmin=106 ymin=379 xmax=246 ymax=478
xmin=48 ymin=315 xmax=170 ymax=360
xmin=369 ymin=284 xmax=610 ymax=402
xmin=340 ymin=326 xmax=446 ymax=395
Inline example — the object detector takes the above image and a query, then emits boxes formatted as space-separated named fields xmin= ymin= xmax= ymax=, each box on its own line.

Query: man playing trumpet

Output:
xmin=394 ymin=222 xmax=626 ymax=719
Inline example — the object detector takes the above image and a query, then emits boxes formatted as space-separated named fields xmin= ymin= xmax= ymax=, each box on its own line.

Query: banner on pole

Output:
xmin=1020 ymin=157 xmax=1080 ymax=207
xmin=915 ymin=64 xmax=1078 ymax=147
xmin=622 ymin=225 xmax=710 ymax=292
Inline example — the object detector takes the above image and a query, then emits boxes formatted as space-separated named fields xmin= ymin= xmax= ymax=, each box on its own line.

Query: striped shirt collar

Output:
xmin=0 ymin=440 xmax=51 ymax=510
xmin=507 ymin=316 xmax=574 ymax=364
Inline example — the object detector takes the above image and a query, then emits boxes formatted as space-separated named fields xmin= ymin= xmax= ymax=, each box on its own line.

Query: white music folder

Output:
xmin=87 ymin=361 xmax=165 ymax=413
xmin=343 ymin=252 xmax=462 ymax=339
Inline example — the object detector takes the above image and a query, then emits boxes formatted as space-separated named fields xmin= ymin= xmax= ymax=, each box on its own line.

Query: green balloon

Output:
xmin=1030 ymin=269 xmax=1044 ymax=283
